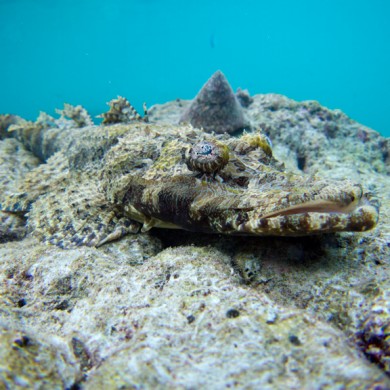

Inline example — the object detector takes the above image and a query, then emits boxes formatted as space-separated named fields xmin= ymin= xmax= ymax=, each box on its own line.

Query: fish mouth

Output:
xmin=235 ymin=193 xmax=378 ymax=235
xmin=260 ymin=198 xmax=360 ymax=219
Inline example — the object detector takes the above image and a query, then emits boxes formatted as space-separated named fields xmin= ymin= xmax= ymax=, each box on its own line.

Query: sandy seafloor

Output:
xmin=0 ymin=90 xmax=389 ymax=388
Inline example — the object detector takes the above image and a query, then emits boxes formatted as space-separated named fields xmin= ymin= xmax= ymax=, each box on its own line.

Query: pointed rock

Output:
xmin=179 ymin=70 xmax=249 ymax=134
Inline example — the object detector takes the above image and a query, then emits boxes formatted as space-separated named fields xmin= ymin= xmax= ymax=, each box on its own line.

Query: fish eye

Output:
xmin=186 ymin=141 xmax=230 ymax=174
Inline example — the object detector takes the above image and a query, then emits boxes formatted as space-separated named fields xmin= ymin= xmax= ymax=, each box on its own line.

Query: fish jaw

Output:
xmin=121 ymin=175 xmax=378 ymax=236
xmin=233 ymin=204 xmax=379 ymax=236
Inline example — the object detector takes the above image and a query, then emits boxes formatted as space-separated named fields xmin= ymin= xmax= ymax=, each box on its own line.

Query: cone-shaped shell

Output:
xmin=180 ymin=71 xmax=249 ymax=134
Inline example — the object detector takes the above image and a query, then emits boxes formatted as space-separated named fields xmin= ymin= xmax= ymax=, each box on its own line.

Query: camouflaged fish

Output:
xmin=0 ymin=97 xmax=379 ymax=248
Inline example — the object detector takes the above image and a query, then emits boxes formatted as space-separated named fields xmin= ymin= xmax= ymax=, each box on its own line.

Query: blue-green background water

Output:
xmin=1 ymin=0 xmax=389 ymax=136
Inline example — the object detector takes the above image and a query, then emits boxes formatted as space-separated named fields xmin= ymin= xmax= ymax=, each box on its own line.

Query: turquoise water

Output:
xmin=1 ymin=0 xmax=389 ymax=136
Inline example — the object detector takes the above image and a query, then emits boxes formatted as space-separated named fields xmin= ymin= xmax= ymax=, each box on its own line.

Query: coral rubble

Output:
xmin=56 ymin=103 xmax=93 ymax=128
xmin=98 ymin=96 xmax=148 ymax=124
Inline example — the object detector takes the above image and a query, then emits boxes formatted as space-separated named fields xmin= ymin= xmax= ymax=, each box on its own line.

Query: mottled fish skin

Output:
xmin=0 ymin=116 xmax=379 ymax=248
xmin=113 ymin=165 xmax=378 ymax=236
xmin=102 ymin=124 xmax=378 ymax=237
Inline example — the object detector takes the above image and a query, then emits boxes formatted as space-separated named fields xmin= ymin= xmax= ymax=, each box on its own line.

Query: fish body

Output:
xmin=0 ymin=114 xmax=378 ymax=248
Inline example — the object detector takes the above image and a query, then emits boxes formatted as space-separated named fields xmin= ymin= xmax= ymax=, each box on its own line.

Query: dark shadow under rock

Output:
xmin=151 ymin=228 xmax=334 ymax=269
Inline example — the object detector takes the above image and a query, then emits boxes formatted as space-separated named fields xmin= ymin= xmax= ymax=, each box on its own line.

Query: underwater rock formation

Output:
xmin=356 ymin=291 xmax=390 ymax=374
xmin=0 ymin=114 xmax=20 ymax=140
xmin=179 ymin=70 xmax=249 ymax=134
xmin=236 ymin=87 xmax=254 ymax=108
xmin=0 ymin=326 xmax=79 ymax=387
xmin=0 ymin=240 xmax=389 ymax=388
xmin=0 ymin=80 xmax=389 ymax=387
xmin=246 ymin=94 xmax=390 ymax=176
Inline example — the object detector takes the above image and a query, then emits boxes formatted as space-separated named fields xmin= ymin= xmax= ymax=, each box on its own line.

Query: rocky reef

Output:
xmin=0 ymin=73 xmax=389 ymax=388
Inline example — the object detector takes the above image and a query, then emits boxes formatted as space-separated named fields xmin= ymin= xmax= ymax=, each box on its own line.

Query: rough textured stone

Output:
xmin=0 ymin=325 xmax=79 ymax=388
xmin=246 ymin=94 xmax=389 ymax=177
xmin=179 ymin=70 xmax=250 ymax=134
xmin=0 ymin=240 xmax=388 ymax=388
xmin=0 ymin=138 xmax=40 ymax=242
